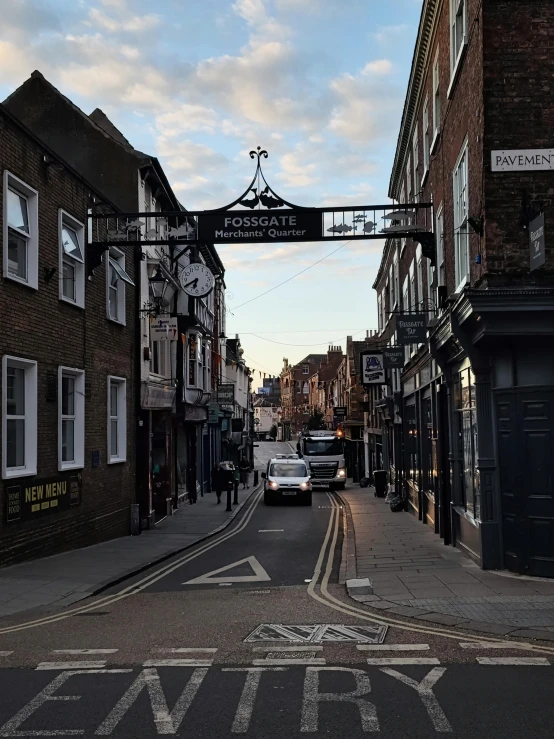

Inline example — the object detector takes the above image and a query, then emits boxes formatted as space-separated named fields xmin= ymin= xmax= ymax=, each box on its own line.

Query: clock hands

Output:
xmin=182 ymin=278 xmax=199 ymax=290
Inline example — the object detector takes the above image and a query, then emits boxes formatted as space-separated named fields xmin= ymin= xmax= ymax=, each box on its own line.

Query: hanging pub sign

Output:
xmin=360 ymin=351 xmax=385 ymax=386
xmin=383 ymin=347 xmax=405 ymax=369
xmin=197 ymin=210 xmax=323 ymax=244
xmin=4 ymin=473 xmax=82 ymax=525
xmin=334 ymin=406 xmax=346 ymax=419
xmin=529 ymin=212 xmax=546 ymax=271
xmin=217 ymin=383 xmax=235 ymax=404
xmin=395 ymin=313 xmax=427 ymax=344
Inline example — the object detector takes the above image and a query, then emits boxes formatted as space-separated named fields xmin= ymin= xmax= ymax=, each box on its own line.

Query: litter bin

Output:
xmin=373 ymin=470 xmax=388 ymax=498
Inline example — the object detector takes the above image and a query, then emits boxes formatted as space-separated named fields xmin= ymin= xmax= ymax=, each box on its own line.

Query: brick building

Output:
xmin=280 ymin=354 xmax=325 ymax=439
xmin=0 ymin=105 xmax=136 ymax=565
xmin=374 ymin=0 xmax=554 ymax=576
xmin=307 ymin=347 xmax=344 ymax=428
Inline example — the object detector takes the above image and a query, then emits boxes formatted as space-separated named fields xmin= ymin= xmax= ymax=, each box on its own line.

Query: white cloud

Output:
xmin=155 ymin=104 xmax=219 ymax=136
xmin=362 ymin=59 xmax=393 ymax=76
xmin=373 ymin=24 xmax=410 ymax=45
xmin=88 ymin=0 xmax=161 ymax=33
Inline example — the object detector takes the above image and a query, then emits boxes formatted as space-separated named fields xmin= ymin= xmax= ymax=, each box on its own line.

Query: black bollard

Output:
xmin=226 ymin=486 xmax=233 ymax=512
xmin=233 ymin=486 xmax=239 ymax=505
xmin=254 ymin=469 xmax=259 ymax=487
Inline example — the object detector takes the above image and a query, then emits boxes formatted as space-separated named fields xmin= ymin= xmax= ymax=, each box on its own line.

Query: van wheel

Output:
xmin=264 ymin=492 xmax=272 ymax=506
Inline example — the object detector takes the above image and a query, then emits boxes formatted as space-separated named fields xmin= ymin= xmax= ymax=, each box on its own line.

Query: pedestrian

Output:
xmin=239 ymin=456 xmax=250 ymax=489
xmin=212 ymin=463 xmax=224 ymax=504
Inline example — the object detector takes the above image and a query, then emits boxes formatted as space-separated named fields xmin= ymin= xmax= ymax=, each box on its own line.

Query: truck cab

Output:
xmin=296 ymin=430 xmax=347 ymax=490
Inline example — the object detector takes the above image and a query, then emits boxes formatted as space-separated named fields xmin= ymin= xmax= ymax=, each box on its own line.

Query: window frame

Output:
xmin=106 ymin=246 xmax=131 ymax=325
xmin=107 ymin=376 xmax=127 ymax=464
xmin=432 ymin=47 xmax=441 ymax=150
xmin=59 ymin=209 xmax=85 ymax=308
xmin=186 ymin=331 xmax=202 ymax=388
xmin=435 ymin=203 xmax=445 ymax=293
xmin=3 ymin=171 xmax=39 ymax=289
xmin=412 ymin=128 xmax=419 ymax=201
xmin=448 ymin=0 xmax=467 ymax=97
xmin=302 ymin=365 xmax=309 ymax=375
xmin=453 ymin=139 xmax=470 ymax=291
xmin=2 ymin=355 xmax=38 ymax=479
xmin=422 ymin=97 xmax=430 ymax=182
xmin=399 ymin=185 xmax=406 ymax=254
xmin=58 ymin=367 xmax=85 ymax=471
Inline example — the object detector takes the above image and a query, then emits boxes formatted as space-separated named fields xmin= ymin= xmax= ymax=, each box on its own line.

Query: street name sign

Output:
xmin=197 ymin=210 xmax=323 ymax=244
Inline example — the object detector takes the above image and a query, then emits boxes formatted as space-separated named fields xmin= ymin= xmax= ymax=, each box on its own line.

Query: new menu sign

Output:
xmin=4 ymin=474 xmax=82 ymax=524
xmin=197 ymin=210 xmax=323 ymax=244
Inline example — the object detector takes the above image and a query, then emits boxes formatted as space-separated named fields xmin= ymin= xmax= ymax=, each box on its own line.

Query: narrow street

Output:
xmin=1 ymin=444 xmax=554 ymax=737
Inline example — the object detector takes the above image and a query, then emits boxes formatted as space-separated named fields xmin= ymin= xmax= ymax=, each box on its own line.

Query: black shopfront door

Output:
xmin=496 ymin=390 xmax=554 ymax=577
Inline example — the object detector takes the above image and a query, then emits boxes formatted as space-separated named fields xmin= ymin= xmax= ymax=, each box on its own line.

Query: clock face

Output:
xmin=180 ymin=263 xmax=215 ymax=297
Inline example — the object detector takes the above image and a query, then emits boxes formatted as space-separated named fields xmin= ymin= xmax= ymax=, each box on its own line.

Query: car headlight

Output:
xmin=269 ymin=481 xmax=280 ymax=490
xmin=299 ymin=481 xmax=311 ymax=490
xmin=337 ymin=468 xmax=346 ymax=477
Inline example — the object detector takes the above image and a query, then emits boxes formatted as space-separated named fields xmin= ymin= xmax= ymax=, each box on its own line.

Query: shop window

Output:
xmin=454 ymin=367 xmax=480 ymax=519
xmin=422 ymin=396 xmax=434 ymax=492
xmin=405 ymin=402 xmax=418 ymax=484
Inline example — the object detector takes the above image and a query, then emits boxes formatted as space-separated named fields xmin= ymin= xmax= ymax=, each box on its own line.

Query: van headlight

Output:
xmin=337 ymin=468 xmax=346 ymax=478
xmin=299 ymin=481 xmax=311 ymax=490
xmin=269 ymin=481 xmax=280 ymax=490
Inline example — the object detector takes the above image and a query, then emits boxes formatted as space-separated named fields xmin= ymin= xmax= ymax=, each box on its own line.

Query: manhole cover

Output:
xmin=244 ymin=624 xmax=387 ymax=643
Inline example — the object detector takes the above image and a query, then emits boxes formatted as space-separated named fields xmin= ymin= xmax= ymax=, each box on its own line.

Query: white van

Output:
xmin=262 ymin=457 xmax=312 ymax=506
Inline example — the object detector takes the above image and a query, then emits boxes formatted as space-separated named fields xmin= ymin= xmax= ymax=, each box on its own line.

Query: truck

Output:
xmin=296 ymin=429 xmax=347 ymax=490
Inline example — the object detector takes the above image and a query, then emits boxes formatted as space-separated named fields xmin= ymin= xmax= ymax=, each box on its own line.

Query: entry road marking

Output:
xmin=253 ymin=646 xmax=323 ymax=652
xmin=253 ymin=658 xmax=326 ymax=665
xmin=36 ymin=661 xmax=107 ymax=670
xmin=52 ymin=649 xmax=118 ymax=655
xmin=476 ymin=657 xmax=550 ymax=665
xmin=357 ymin=644 xmax=430 ymax=651
xmin=459 ymin=642 xmax=528 ymax=650
xmin=259 ymin=529 xmax=284 ymax=532
xmin=366 ymin=658 xmax=441 ymax=665
xmin=143 ymin=659 xmax=214 ymax=667
xmin=158 ymin=648 xmax=218 ymax=653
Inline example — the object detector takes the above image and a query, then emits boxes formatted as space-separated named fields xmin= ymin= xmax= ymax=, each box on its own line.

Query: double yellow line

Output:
xmin=308 ymin=492 xmax=554 ymax=657
xmin=0 ymin=488 xmax=264 ymax=635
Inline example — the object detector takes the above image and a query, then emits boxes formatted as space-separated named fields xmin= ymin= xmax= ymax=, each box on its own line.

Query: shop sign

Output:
xmin=208 ymin=402 xmax=220 ymax=424
xmin=184 ymin=405 xmax=208 ymax=422
xmin=217 ymin=384 xmax=235 ymax=404
xmin=334 ymin=406 xmax=346 ymax=419
xmin=383 ymin=347 xmax=405 ymax=369
xmin=395 ymin=313 xmax=427 ymax=344
xmin=529 ymin=212 xmax=546 ymax=271
xmin=491 ymin=149 xmax=554 ymax=172
xmin=197 ymin=210 xmax=323 ymax=244
xmin=4 ymin=473 xmax=82 ymax=525
xmin=141 ymin=382 xmax=176 ymax=409
xmin=360 ymin=351 xmax=385 ymax=385
xmin=150 ymin=315 xmax=178 ymax=340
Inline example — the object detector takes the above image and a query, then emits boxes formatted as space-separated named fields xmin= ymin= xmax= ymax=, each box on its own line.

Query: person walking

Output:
xmin=239 ymin=456 xmax=250 ymax=489
xmin=212 ymin=463 xmax=225 ymax=504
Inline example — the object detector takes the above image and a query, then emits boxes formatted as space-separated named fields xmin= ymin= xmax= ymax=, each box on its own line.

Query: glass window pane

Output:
xmin=109 ymin=263 xmax=119 ymax=288
xmin=8 ymin=229 xmax=27 ymax=279
xmin=62 ymin=375 xmax=75 ymax=416
xmin=61 ymin=225 xmax=82 ymax=260
xmin=7 ymin=419 xmax=25 ymax=467
xmin=109 ymin=285 xmax=118 ymax=319
xmin=462 ymin=410 xmax=473 ymax=515
xmin=110 ymin=383 xmax=118 ymax=416
xmin=62 ymin=419 xmax=75 ymax=462
xmin=7 ymin=189 xmax=29 ymax=233
xmin=7 ymin=366 xmax=25 ymax=416
xmin=109 ymin=257 xmax=134 ymax=286
xmin=110 ymin=420 xmax=118 ymax=457
xmin=62 ymin=259 xmax=76 ymax=301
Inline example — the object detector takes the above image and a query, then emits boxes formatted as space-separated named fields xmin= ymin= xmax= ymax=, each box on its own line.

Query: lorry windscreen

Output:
xmin=270 ymin=463 xmax=307 ymax=477
xmin=303 ymin=439 xmax=344 ymax=456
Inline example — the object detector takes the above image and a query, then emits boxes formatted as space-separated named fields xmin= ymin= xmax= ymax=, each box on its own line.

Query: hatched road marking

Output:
xmin=357 ymin=644 xmax=430 ymax=651
xmin=365 ymin=658 xmax=441 ymax=666
xmin=182 ymin=556 xmax=271 ymax=585
xmin=36 ymin=661 xmax=108 ymax=670
xmin=476 ymin=657 xmax=550 ymax=666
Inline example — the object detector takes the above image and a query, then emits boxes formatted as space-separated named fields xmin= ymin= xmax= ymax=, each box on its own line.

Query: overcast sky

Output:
xmin=0 ymin=0 xmax=422 ymax=384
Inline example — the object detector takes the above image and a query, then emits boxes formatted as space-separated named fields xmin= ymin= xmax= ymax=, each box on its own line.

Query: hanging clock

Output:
xmin=180 ymin=263 xmax=215 ymax=297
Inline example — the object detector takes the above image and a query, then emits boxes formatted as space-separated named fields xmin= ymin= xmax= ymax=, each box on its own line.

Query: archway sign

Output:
xmin=87 ymin=147 xmax=435 ymax=276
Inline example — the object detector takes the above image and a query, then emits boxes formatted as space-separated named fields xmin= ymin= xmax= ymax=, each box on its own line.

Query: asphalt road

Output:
xmin=1 ymin=442 xmax=554 ymax=737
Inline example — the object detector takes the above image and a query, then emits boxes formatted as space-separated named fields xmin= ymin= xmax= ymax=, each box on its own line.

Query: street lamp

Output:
xmin=148 ymin=265 xmax=176 ymax=314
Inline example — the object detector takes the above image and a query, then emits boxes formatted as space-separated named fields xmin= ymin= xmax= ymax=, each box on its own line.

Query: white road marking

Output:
xmin=258 ymin=529 xmax=284 ymax=532
xmin=223 ymin=667 xmax=287 ymax=733
xmin=253 ymin=659 xmax=326 ymax=665
xmin=381 ymin=667 xmax=452 ymax=732
xmin=0 ymin=670 xmax=131 ymax=737
xmin=357 ymin=644 xmax=430 ymax=651
xmin=459 ymin=642 xmax=528 ymax=650
xmin=253 ymin=646 xmax=324 ymax=652
xmin=36 ymin=661 xmax=107 ymax=670
xmin=182 ymin=556 xmax=271 ymax=585
xmin=219 ymin=583 xmax=233 ymax=587
xmin=366 ymin=658 xmax=440 ymax=665
xmin=143 ymin=659 xmax=213 ymax=667
xmin=95 ymin=667 xmax=208 ymax=735
xmin=475 ymin=657 xmax=550 ymax=665
xmin=52 ymin=649 xmax=119 ymax=655
xmin=0 ymin=651 xmax=13 ymax=656
xmin=157 ymin=648 xmax=218 ymax=653
xmin=301 ymin=666 xmax=379 ymax=733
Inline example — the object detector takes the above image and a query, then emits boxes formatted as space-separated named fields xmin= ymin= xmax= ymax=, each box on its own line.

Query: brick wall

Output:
xmin=0 ymin=109 xmax=137 ymax=565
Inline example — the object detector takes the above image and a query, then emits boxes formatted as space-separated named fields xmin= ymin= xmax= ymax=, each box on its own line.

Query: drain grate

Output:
xmin=244 ymin=623 xmax=387 ymax=644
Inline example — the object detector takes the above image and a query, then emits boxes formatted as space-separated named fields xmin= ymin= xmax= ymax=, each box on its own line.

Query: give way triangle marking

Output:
xmin=182 ymin=556 xmax=271 ymax=585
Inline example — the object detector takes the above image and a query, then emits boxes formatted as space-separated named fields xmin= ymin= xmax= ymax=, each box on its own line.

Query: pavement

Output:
xmin=341 ymin=486 xmax=554 ymax=639
xmin=0 ymin=479 xmax=260 ymax=621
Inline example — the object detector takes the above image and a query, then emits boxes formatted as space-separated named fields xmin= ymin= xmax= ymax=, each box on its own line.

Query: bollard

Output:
xmin=233 ymin=486 xmax=239 ymax=505
xmin=254 ymin=469 xmax=259 ymax=487
xmin=226 ymin=486 xmax=233 ymax=512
